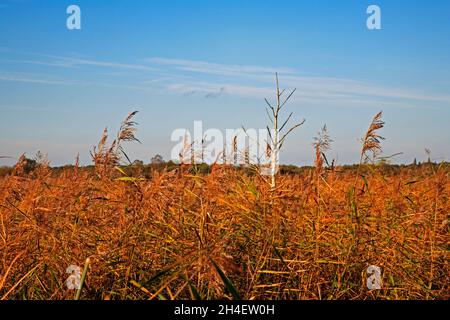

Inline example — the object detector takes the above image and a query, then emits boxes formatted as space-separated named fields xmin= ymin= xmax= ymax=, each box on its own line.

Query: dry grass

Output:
xmin=0 ymin=113 xmax=448 ymax=300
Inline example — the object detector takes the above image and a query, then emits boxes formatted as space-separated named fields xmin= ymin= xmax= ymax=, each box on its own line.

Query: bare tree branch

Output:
xmin=280 ymin=88 xmax=297 ymax=110
xmin=265 ymin=107 xmax=274 ymax=124
xmin=279 ymin=119 xmax=305 ymax=149
xmin=264 ymin=98 xmax=275 ymax=116
xmin=279 ymin=112 xmax=293 ymax=132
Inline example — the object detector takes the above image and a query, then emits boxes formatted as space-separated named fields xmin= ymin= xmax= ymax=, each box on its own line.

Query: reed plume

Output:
xmin=313 ymin=124 xmax=332 ymax=175
xmin=91 ymin=111 xmax=140 ymax=175
xmin=360 ymin=111 xmax=385 ymax=164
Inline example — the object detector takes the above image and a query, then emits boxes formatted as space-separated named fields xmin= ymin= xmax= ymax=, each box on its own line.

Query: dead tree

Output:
xmin=265 ymin=73 xmax=305 ymax=189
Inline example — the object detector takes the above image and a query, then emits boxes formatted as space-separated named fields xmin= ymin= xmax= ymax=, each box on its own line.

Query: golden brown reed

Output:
xmin=0 ymin=112 xmax=448 ymax=300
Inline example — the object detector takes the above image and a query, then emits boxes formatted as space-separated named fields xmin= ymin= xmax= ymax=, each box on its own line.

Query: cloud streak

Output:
xmin=0 ymin=71 xmax=147 ymax=91
xmin=147 ymin=57 xmax=295 ymax=77
xmin=147 ymin=57 xmax=450 ymax=106
xmin=2 ymin=52 xmax=450 ymax=107
xmin=19 ymin=55 xmax=159 ymax=72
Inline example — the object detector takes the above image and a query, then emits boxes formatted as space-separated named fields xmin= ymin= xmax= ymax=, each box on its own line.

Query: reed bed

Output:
xmin=0 ymin=110 xmax=448 ymax=300
xmin=0 ymin=160 xmax=448 ymax=300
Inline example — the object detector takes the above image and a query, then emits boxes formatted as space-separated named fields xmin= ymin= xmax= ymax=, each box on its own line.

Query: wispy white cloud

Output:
xmin=2 ymin=52 xmax=450 ymax=107
xmin=147 ymin=57 xmax=450 ymax=106
xmin=0 ymin=58 xmax=80 ymax=68
xmin=0 ymin=72 xmax=77 ymax=86
xmin=167 ymin=82 xmax=272 ymax=98
xmin=45 ymin=55 xmax=158 ymax=72
xmin=147 ymin=57 xmax=295 ymax=77
xmin=1 ymin=55 xmax=158 ymax=72
xmin=0 ymin=71 xmax=146 ymax=90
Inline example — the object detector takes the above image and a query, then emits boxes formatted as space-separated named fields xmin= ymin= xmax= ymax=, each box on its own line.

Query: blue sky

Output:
xmin=0 ymin=0 xmax=449 ymax=166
